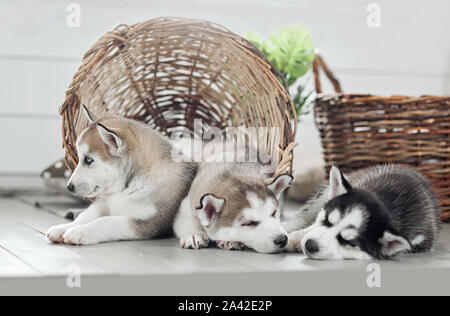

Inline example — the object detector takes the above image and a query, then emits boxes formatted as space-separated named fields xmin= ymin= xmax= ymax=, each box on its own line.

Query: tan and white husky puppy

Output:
xmin=174 ymin=153 xmax=293 ymax=253
xmin=46 ymin=106 xmax=197 ymax=245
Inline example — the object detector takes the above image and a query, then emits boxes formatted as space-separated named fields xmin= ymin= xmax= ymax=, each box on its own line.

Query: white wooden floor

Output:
xmin=1 ymin=175 xmax=450 ymax=295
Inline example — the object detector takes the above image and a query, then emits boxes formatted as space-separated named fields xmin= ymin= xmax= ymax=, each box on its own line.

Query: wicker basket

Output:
xmin=59 ymin=17 xmax=297 ymax=182
xmin=313 ymin=55 xmax=450 ymax=221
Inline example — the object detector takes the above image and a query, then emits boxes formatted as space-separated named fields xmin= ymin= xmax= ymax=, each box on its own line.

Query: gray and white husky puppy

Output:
xmin=46 ymin=106 xmax=197 ymax=245
xmin=284 ymin=165 xmax=441 ymax=260
xmin=173 ymin=143 xmax=293 ymax=253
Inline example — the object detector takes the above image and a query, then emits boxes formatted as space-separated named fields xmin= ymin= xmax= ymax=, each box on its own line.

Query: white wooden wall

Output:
xmin=1 ymin=0 xmax=449 ymax=173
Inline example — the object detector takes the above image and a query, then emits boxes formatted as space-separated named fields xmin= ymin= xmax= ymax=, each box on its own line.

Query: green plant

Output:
xmin=246 ymin=25 xmax=315 ymax=118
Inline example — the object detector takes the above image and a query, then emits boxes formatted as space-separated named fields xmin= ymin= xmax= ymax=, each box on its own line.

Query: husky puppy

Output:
xmin=285 ymin=165 xmax=441 ymax=260
xmin=174 ymin=159 xmax=293 ymax=254
xmin=46 ymin=106 xmax=197 ymax=245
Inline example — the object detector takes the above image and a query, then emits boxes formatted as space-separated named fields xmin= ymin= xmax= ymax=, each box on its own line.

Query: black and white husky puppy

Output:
xmin=284 ymin=165 xmax=441 ymax=260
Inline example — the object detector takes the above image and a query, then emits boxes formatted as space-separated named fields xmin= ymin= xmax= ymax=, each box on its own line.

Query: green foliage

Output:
xmin=292 ymin=81 xmax=313 ymax=117
xmin=245 ymin=25 xmax=315 ymax=119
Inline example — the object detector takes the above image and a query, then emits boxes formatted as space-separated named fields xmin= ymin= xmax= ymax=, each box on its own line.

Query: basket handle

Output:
xmin=313 ymin=55 xmax=343 ymax=94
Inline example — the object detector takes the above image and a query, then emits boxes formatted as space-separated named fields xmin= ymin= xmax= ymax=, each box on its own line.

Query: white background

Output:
xmin=0 ymin=0 xmax=449 ymax=173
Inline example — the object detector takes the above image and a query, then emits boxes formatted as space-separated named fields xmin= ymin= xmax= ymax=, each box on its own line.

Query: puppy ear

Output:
xmin=267 ymin=174 xmax=293 ymax=199
xmin=82 ymin=104 xmax=95 ymax=124
xmin=329 ymin=165 xmax=352 ymax=199
xmin=97 ymin=123 xmax=124 ymax=156
xmin=196 ymin=194 xmax=225 ymax=227
xmin=379 ymin=231 xmax=411 ymax=257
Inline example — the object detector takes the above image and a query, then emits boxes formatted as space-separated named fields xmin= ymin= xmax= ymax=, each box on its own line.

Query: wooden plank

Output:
xmin=54 ymin=239 xmax=255 ymax=276
xmin=1 ymin=0 xmax=449 ymax=74
xmin=2 ymin=267 xmax=450 ymax=296
xmin=0 ymin=199 xmax=70 ymax=233
xmin=0 ymin=246 xmax=40 ymax=277
xmin=17 ymin=193 xmax=87 ymax=220
xmin=0 ymin=118 xmax=64 ymax=174
xmin=319 ymin=71 xmax=448 ymax=96
xmin=0 ymin=59 xmax=78 ymax=115
xmin=0 ymin=199 xmax=110 ymax=276
xmin=2 ymin=198 xmax=252 ymax=276
xmin=0 ymin=175 xmax=43 ymax=190
xmin=0 ymin=224 xmax=109 ymax=277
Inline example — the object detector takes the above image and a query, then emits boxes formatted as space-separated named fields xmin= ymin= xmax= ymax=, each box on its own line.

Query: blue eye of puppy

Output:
xmin=84 ymin=156 xmax=94 ymax=165
xmin=242 ymin=221 xmax=260 ymax=227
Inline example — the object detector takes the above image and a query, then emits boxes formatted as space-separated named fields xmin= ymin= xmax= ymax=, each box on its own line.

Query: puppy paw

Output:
xmin=46 ymin=223 xmax=72 ymax=243
xmin=180 ymin=233 xmax=210 ymax=249
xmin=286 ymin=231 xmax=306 ymax=253
xmin=216 ymin=241 xmax=245 ymax=251
xmin=63 ymin=226 xmax=99 ymax=246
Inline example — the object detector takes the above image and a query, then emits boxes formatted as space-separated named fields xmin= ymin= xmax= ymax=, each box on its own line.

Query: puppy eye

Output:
xmin=84 ymin=156 xmax=94 ymax=165
xmin=242 ymin=221 xmax=260 ymax=227
xmin=271 ymin=210 xmax=278 ymax=217
xmin=337 ymin=234 xmax=357 ymax=247
xmin=322 ymin=218 xmax=333 ymax=228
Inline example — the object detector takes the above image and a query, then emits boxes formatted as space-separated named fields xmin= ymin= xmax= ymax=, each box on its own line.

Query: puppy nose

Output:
xmin=274 ymin=235 xmax=288 ymax=248
xmin=67 ymin=183 xmax=75 ymax=193
xmin=305 ymin=239 xmax=319 ymax=255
